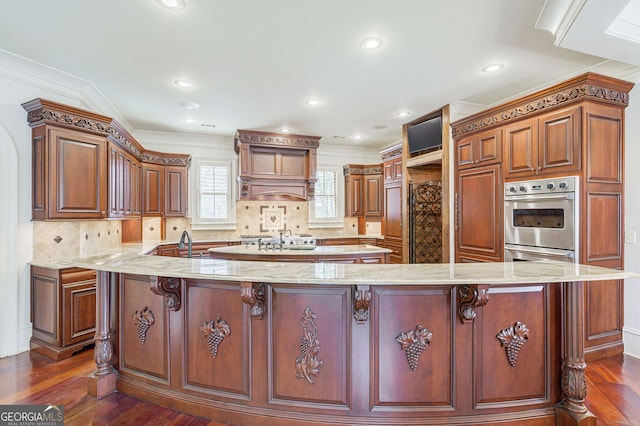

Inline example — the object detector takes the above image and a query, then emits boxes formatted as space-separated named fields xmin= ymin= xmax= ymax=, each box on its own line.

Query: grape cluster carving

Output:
xmin=132 ymin=307 xmax=155 ymax=345
xmin=200 ymin=317 xmax=231 ymax=359
xmin=496 ymin=321 xmax=529 ymax=367
xmin=295 ymin=308 xmax=323 ymax=384
xmin=395 ymin=325 xmax=433 ymax=371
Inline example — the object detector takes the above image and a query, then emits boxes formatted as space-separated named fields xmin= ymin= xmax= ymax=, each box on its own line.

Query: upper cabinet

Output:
xmin=235 ymin=129 xmax=320 ymax=201
xmin=343 ymin=164 xmax=383 ymax=217
xmin=503 ymin=106 xmax=581 ymax=179
xmin=456 ymin=127 xmax=502 ymax=170
xmin=23 ymin=99 xmax=190 ymax=221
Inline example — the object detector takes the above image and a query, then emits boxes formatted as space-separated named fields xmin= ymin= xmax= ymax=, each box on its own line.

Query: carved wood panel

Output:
xmin=371 ymin=286 xmax=453 ymax=408
xmin=473 ymin=284 xmax=561 ymax=409
xmin=269 ymin=285 xmax=349 ymax=407
xmin=120 ymin=274 xmax=168 ymax=382
xmin=185 ymin=280 xmax=249 ymax=398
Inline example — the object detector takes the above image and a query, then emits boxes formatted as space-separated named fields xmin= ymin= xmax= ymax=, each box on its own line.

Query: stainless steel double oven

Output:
xmin=504 ymin=176 xmax=578 ymax=263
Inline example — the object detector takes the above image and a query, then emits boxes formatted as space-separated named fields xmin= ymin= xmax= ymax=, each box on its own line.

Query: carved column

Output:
xmin=555 ymin=281 xmax=596 ymax=425
xmin=87 ymin=270 xmax=116 ymax=398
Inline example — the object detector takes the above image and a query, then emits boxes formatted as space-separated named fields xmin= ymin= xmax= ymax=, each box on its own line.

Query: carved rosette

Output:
xmin=132 ymin=307 xmax=155 ymax=345
xmin=149 ymin=277 xmax=182 ymax=311
xmin=395 ymin=325 xmax=433 ymax=371
xmin=457 ymin=285 xmax=489 ymax=323
xmin=496 ymin=321 xmax=529 ymax=367
xmin=296 ymin=307 xmax=323 ymax=384
xmin=560 ymin=361 xmax=588 ymax=412
xmin=240 ymin=282 xmax=265 ymax=319
xmin=353 ymin=286 xmax=371 ymax=324
xmin=200 ymin=317 xmax=231 ymax=359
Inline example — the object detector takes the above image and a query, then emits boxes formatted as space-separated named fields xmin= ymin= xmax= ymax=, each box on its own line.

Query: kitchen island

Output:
xmin=209 ymin=244 xmax=391 ymax=263
xmin=61 ymin=250 xmax=636 ymax=426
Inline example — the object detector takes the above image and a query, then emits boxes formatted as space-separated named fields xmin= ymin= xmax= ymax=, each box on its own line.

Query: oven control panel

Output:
xmin=505 ymin=176 xmax=576 ymax=196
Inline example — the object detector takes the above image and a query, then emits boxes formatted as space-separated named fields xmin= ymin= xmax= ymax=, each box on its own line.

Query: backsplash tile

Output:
xmin=33 ymin=220 xmax=122 ymax=261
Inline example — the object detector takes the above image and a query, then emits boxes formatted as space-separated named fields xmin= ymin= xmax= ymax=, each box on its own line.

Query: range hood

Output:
xmin=234 ymin=129 xmax=320 ymax=201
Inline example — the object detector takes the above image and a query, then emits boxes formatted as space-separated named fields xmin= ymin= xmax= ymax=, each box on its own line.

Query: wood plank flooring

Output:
xmin=1 ymin=347 xmax=639 ymax=425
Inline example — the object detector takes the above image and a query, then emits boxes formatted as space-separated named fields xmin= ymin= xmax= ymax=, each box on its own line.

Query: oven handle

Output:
xmin=504 ymin=193 xmax=574 ymax=202
xmin=504 ymin=244 xmax=575 ymax=259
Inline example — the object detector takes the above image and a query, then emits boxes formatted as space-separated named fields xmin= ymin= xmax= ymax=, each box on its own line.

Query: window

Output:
xmin=309 ymin=167 xmax=343 ymax=228
xmin=192 ymin=159 xmax=235 ymax=229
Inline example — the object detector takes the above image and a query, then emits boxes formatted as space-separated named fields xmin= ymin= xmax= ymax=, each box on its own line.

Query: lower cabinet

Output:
xmin=30 ymin=266 xmax=96 ymax=361
xmin=113 ymin=277 xmax=563 ymax=424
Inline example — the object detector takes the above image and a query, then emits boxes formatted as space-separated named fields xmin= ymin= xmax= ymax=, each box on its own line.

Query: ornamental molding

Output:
xmin=353 ymin=285 xmax=371 ymax=324
xmin=451 ymin=73 xmax=634 ymax=139
xmin=235 ymin=130 xmax=320 ymax=150
xmin=25 ymin=107 xmax=111 ymax=134
xmin=395 ymin=325 xmax=433 ymax=371
xmin=380 ymin=144 xmax=403 ymax=160
xmin=343 ymin=165 xmax=384 ymax=176
xmin=141 ymin=151 xmax=191 ymax=167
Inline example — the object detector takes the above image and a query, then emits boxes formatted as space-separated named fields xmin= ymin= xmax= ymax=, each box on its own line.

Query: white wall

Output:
xmin=623 ymin=71 xmax=640 ymax=358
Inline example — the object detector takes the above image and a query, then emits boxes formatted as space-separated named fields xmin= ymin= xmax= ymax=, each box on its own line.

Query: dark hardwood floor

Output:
xmin=1 ymin=347 xmax=639 ymax=425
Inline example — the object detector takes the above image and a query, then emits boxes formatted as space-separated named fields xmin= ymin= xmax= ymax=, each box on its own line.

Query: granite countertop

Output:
xmin=209 ymin=244 xmax=391 ymax=256
xmin=40 ymin=244 xmax=638 ymax=285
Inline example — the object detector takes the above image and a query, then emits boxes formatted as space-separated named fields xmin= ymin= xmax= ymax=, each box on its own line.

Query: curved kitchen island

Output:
xmin=63 ymin=249 xmax=636 ymax=426
xmin=209 ymin=244 xmax=391 ymax=263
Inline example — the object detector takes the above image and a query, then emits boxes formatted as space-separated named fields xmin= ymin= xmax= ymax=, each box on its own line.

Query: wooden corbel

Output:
xmin=457 ymin=284 xmax=489 ymax=323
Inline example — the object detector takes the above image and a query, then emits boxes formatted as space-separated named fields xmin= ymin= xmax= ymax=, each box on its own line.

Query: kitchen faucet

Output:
xmin=178 ymin=230 xmax=192 ymax=258
xmin=279 ymin=229 xmax=292 ymax=244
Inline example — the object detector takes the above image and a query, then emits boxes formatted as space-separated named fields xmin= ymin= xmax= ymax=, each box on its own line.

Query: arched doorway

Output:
xmin=0 ymin=123 xmax=19 ymax=357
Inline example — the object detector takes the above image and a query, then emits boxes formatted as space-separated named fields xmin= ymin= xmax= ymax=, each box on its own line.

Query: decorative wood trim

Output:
xmin=496 ymin=321 xmax=529 ymax=367
xmin=132 ymin=306 xmax=155 ymax=345
xmin=343 ymin=164 xmax=384 ymax=176
xmin=457 ymin=284 xmax=489 ymax=323
xmin=22 ymin=98 xmax=111 ymax=133
xmin=149 ymin=276 xmax=183 ymax=312
xmin=235 ymin=129 xmax=320 ymax=151
xmin=379 ymin=144 xmax=403 ymax=160
xmin=200 ymin=317 xmax=231 ymax=358
xmin=108 ymin=120 xmax=144 ymax=159
xmin=295 ymin=307 xmax=323 ymax=384
xmin=240 ymin=282 xmax=265 ymax=319
xmin=353 ymin=285 xmax=371 ymax=324
xmin=395 ymin=325 xmax=433 ymax=371
xmin=141 ymin=150 xmax=191 ymax=167
xmin=451 ymin=72 xmax=634 ymax=139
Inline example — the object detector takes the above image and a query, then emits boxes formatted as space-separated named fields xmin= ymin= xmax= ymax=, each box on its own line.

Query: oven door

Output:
xmin=504 ymin=244 xmax=576 ymax=263
xmin=504 ymin=193 xmax=575 ymax=250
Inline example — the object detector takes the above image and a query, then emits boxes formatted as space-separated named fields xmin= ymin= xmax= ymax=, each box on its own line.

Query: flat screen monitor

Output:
xmin=407 ymin=116 xmax=442 ymax=155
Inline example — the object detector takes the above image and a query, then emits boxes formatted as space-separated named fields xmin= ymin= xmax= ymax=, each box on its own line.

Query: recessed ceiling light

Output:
xmin=280 ymin=128 xmax=291 ymax=133
xmin=178 ymin=101 xmax=199 ymax=110
xmin=304 ymin=98 xmax=322 ymax=106
xmin=184 ymin=118 xmax=194 ymax=124
xmin=360 ymin=37 xmax=383 ymax=49
xmin=174 ymin=79 xmax=193 ymax=88
xmin=482 ymin=63 xmax=504 ymax=73
xmin=353 ymin=135 xmax=364 ymax=140
xmin=396 ymin=111 xmax=411 ymax=117
xmin=156 ymin=0 xmax=185 ymax=11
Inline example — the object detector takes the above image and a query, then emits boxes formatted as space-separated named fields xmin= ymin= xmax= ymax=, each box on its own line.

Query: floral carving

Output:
xmin=296 ymin=307 xmax=323 ymax=384
xmin=149 ymin=277 xmax=182 ymax=311
xmin=353 ymin=286 xmax=371 ymax=324
xmin=200 ymin=317 xmax=231 ymax=359
xmin=396 ymin=325 xmax=433 ymax=371
xmin=132 ymin=306 xmax=155 ymax=345
xmin=496 ymin=321 xmax=529 ymax=367
xmin=561 ymin=361 xmax=588 ymax=405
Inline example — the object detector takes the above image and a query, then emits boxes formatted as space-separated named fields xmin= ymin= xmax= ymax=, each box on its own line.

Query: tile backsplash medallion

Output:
xmin=33 ymin=220 xmax=122 ymax=261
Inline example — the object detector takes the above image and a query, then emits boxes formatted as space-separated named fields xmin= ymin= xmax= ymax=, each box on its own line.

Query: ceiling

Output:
xmin=0 ymin=0 xmax=639 ymax=149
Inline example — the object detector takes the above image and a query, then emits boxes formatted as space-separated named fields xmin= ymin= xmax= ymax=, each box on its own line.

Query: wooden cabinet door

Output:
xmin=456 ymin=135 xmax=476 ymax=169
xmin=142 ymin=163 xmax=164 ymax=216
xmin=456 ymin=129 xmax=501 ymax=170
xmin=538 ymin=106 xmax=581 ymax=175
xmin=47 ymin=127 xmax=107 ymax=219
xmin=455 ymin=164 xmax=502 ymax=260
xmin=164 ymin=166 xmax=188 ymax=217
xmin=345 ymin=174 xmax=364 ymax=216
xmin=62 ymin=279 xmax=96 ymax=346
xmin=383 ymin=181 xmax=403 ymax=263
xmin=503 ymin=117 xmax=537 ymax=179
xmin=108 ymin=143 xmax=126 ymax=218
xmin=364 ymin=174 xmax=383 ymax=216
xmin=130 ymin=160 xmax=142 ymax=216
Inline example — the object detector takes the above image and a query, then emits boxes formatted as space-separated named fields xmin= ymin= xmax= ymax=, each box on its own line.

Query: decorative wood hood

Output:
xmin=234 ymin=129 xmax=320 ymax=201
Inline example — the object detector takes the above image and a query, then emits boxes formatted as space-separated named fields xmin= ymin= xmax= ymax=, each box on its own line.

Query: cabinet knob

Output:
xmin=101 ymin=211 xmax=105 ymax=215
